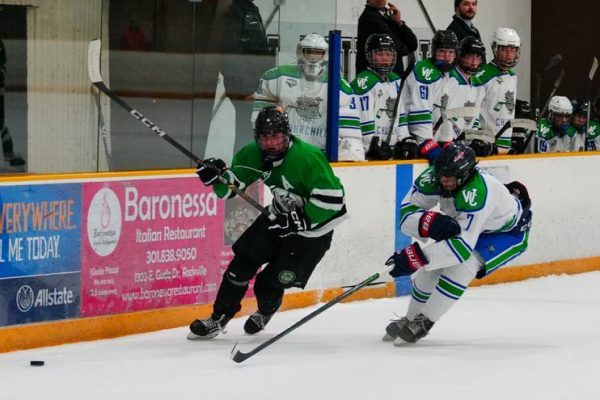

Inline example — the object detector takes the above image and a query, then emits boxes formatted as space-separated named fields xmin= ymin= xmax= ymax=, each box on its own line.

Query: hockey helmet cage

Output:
xmin=254 ymin=106 xmax=291 ymax=162
xmin=492 ymin=27 xmax=521 ymax=69
xmin=365 ymin=33 xmax=397 ymax=76
xmin=297 ymin=33 xmax=328 ymax=81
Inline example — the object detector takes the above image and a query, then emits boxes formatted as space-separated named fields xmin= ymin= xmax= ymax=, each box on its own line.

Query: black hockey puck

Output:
xmin=30 ymin=360 xmax=45 ymax=366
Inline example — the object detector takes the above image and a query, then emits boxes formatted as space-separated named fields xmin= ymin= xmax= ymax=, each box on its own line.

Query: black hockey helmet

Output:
xmin=431 ymin=30 xmax=458 ymax=72
xmin=254 ymin=106 xmax=291 ymax=162
xmin=458 ymin=36 xmax=486 ymax=73
xmin=458 ymin=36 xmax=486 ymax=58
xmin=432 ymin=30 xmax=459 ymax=56
xmin=365 ymin=33 xmax=397 ymax=76
xmin=570 ymin=99 xmax=588 ymax=116
xmin=434 ymin=143 xmax=478 ymax=197
xmin=515 ymin=99 xmax=533 ymax=119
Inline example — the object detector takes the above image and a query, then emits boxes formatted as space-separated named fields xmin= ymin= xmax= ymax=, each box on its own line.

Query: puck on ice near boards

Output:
xmin=30 ymin=360 xmax=45 ymax=366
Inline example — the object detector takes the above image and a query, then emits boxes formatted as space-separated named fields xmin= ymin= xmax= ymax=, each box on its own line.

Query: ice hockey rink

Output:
xmin=2 ymin=271 xmax=600 ymax=400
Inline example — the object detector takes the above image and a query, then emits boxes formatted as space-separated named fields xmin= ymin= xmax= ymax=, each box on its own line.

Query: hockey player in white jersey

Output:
xmin=252 ymin=33 xmax=363 ymax=161
xmin=536 ymin=95 xmax=573 ymax=153
xmin=433 ymin=37 xmax=485 ymax=146
xmin=404 ymin=30 xmax=459 ymax=161
xmin=475 ymin=28 xmax=521 ymax=155
xmin=382 ymin=143 xmax=531 ymax=344
xmin=351 ymin=33 xmax=410 ymax=160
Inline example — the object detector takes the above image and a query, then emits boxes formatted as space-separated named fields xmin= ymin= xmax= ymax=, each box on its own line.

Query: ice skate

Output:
xmin=393 ymin=313 xmax=435 ymax=345
xmin=187 ymin=314 xmax=231 ymax=340
xmin=382 ymin=316 xmax=409 ymax=341
xmin=244 ymin=311 xmax=273 ymax=335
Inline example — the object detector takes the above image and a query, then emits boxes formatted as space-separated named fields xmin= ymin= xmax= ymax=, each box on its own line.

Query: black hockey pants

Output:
xmin=212 ymin=214 xmax=333 ymax=318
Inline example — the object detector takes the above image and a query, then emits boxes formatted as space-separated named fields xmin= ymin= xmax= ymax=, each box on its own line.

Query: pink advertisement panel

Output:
xmin=81 ymin=177 xmax=260 ymax=317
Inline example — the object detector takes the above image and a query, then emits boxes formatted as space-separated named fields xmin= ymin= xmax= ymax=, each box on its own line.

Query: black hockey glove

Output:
xmin=386 ymin=242 xmax=428 ymax=277
xmin=393 ymin=137 xmax=419 ymax=160
xmin=505 ymin=181 xmax=531 ymax=210
xmin=469 ymin=139 xmax=497 ymax=157
xmin=196 ymin=158 xmax=227 ymax=186
xmin=418 ymin=211 xmax=461 ymax=241
xmin=366 ymin=137 xmax=393 ymax=160
xmin=268 ymin=208 xmax=308 ymax=238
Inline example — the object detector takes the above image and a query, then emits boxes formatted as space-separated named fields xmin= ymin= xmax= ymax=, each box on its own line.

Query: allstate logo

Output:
xmin=87 ymin=187 xmax=122 ymax=256
xmin=16 ymin=285 xmax=35 ymax=312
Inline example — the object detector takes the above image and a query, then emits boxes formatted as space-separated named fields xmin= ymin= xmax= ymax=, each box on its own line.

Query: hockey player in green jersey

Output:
xmin=351 ymin=33 xmax=410 ymax=160
xmin=586 ymin=97 xmax=600 ymax=151
xmin=252 ymin=33 xmax=363 ymax=161
xmin=536 ymin=95 xmax=573 ymax=153
xmin=404 ymin=30 xmax=458 ymax=161
xmin=382 ymin=143 xmax=531 ymax=344
xmin=188 ymin=106 xmax=347 ymax=339
xmin=474 ymin=27 xmax=521 ymax=155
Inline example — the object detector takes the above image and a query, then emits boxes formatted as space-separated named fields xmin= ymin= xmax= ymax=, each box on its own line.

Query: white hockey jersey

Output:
xmin=404 ymin=59 xmax=447 ymax=143
xmin=399 ymin=167 xmax=524 ymax=270
xmin=434 ymin=67 xmax=485 ymax=143
xmin=475 ymin=63 xmax=518 ymax=154
xmin=350 ymin=69 xmax=408 ymax=151
xmin=252 ymin=64 xmax=363 ymax=161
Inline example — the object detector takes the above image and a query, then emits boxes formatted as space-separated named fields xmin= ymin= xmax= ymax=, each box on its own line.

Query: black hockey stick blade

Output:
xmin=87 ymin=39 xmax=274 ymax=220
xmin=229 ymin=269 xmax=387 ymax=363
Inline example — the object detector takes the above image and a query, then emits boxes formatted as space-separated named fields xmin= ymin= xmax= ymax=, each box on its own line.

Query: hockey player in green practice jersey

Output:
xmin=351 ymin=33 xmax=410 ymax=160
xmin=188 ymin=106 xmax=347 ymax=340
xmin=536 ymin=95 xmax=573 ymax=153
xmin=475 ymin=27 xmax=521 ymax=155
xmin=383 ymin=143 xmax=531 ymax=344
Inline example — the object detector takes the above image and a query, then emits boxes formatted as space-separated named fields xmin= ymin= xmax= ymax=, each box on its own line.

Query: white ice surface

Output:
xmin=2 ymin=272 xmax=600 ymax=400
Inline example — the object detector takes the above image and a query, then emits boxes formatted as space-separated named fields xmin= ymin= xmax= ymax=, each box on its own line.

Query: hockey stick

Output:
xmin=523 ymin=69 xmax=567 ymax=152
xmin=585 ymin=57 xmax=598 ymax=149
xmin=92 ymin=88 xmax=113 ymax=170
xmin=87 ymin=39 xmax=273 ymax=220
xmin=533 ymin=54 xmax=562 ymax=116
xmin=434 ymin=107 xmax=480 ymax=141
xmin=539 ymin=69 xmax=566 ymax=119
xmin=230 ymin=268 xmax=389 ymax=363
xmin=416 ymin=0 xmax=436 ymax=34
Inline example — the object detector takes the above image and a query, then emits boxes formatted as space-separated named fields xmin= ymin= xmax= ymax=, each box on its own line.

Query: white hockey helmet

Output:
xmin=492 ymin=27 xmax=521 ymax=69
xmin=297 ymin=33 xmax=328 ymax=81
xmin=549 ymin=96 xmax=573 ymax=115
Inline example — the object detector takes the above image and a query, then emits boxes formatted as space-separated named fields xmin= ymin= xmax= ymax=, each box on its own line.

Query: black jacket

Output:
xmin=446 ymin=15 xmax=482 ymax=43
xmin=356 ymin=4 xmax=418 ymax=76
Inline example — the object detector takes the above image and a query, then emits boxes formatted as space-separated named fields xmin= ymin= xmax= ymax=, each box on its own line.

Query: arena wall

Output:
xmin=1 ymin=152 xmax=599 ymax=352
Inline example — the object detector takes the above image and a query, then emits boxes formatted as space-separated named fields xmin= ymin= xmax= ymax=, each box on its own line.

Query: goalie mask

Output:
xmin=492 ymin=27 xmax=521 ymax=70
xmin=434 ymin=143 xmax=478 ymax=197
xmin=297 ymin=33 xmax=328 ymax=81
xmin=548 ymin=96 xmax=573 ymax=131
xmin=254 ymin=106 xmax=291 ymax=163
xmin=365 ymin=33 xmax=397 ymax=76
xmin=431 ymin=30 xmax=458 ymax=72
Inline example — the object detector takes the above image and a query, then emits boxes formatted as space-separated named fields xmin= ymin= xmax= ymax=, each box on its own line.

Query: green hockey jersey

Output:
xmin=213 ymin=136 xmax=347 ymax=237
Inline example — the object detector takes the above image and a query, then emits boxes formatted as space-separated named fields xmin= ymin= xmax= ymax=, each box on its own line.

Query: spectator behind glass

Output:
xmin=446 ymin=0 xmax=482 ymax=43
xmin=356 ymin=0 xmax=418 ymax=76
xmin=0 ymin=38 xmax=25 ymax=168
xmin=120 ymin=17 xmax=146 ymax=51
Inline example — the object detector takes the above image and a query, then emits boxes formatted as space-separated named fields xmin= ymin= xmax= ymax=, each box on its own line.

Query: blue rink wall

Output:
xmin=394 ymin=164 xmax=413 ymax=297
